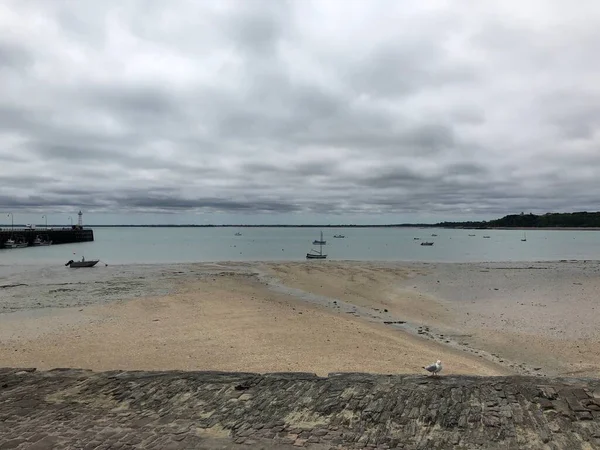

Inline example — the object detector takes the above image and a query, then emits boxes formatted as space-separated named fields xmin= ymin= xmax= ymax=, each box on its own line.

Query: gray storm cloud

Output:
xmin=1 ymin=0 xmax=600 ymax=217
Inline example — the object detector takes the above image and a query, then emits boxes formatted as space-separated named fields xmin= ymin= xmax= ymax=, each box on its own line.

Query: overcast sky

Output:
xmin=1 ymin=0 xmax=599 ymax=225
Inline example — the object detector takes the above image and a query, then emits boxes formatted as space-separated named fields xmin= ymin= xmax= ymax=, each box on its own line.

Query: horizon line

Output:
xmin=0 ymin=223 xmax=441 ymax=228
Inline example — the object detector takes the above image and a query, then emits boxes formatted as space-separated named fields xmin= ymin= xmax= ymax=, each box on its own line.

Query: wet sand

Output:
xmin=407 ymin=261 xmax=600 ymax=377
xmin=1 ymin=260 xmax=598 ymax=377
xmin=262 ymin=261 xmax=600 ymax=377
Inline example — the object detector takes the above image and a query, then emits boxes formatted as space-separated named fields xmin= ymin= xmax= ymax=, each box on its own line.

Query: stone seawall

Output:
xmin=1 ymin=368 xmax=600 ymax=449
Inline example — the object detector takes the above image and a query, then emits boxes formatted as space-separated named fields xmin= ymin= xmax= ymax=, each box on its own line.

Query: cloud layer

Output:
xmin=2 ymin=0 xmax=600 ymax=218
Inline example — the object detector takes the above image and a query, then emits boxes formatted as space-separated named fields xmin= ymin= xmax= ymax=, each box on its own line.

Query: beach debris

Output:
xmin=0 ymin=283 xmax=27 ymax=289
xmin=423 ymin=360 xmax=442 ymax=376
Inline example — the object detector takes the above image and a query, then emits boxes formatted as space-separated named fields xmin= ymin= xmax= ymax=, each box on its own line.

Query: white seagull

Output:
xmin=423 ymin=360 xmax=442 ymax=376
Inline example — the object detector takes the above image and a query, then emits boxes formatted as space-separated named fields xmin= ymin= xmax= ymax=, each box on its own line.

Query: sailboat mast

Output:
xmin=319 ymin=231 xmax=323 ymax=255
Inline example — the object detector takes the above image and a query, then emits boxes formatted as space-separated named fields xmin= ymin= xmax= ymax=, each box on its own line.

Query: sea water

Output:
xmin=1 ymin=227 xmax=599 ymax=267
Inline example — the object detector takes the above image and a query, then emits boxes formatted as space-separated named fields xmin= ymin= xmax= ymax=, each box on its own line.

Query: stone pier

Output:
xmin=1 ymin=368 xmax=600 ymax=449
xmin=0 ymin=227 xmax=93 ymax=249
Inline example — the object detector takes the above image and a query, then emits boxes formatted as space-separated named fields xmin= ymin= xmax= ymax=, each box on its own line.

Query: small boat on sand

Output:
xmin=65 ymin=257 xmax=99 ymax=268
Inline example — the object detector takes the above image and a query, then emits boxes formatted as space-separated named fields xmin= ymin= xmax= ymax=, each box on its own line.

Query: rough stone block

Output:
xmin=0 ymin=439 xmax=26 ymax=450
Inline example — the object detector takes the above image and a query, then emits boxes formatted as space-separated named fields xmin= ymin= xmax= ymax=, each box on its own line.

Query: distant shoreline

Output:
xmin=83 ymin=225 xmax=600 ymax=230
xmin=2 ymin=224 xmax=600 ymax=230
xmin=5 ymin=224 xmax=597 ymax=229
xmin=3 ymin=211 xmax=600 ymax=229
xmin=487 ymin=227 xmax=600 ymax=231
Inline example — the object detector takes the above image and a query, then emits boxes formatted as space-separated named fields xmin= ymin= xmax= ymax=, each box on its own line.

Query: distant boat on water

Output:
xmin=420 ymin=241 xmax=434 ymax=246
xmin=234 ymin=232 xmax=242 ymax=236
xmin=521 ymin=232 xmax=527 ymax=242
xmin=312 ymin=231 xmax=326 ymax=245
xmin=468 ymin=234 xmax=476 ymax=237
xmin=333 ymin=234 xmax=345 ymax=238
xmin=483 ymin=236 xmax=491 ymax=239
xmin=431 ymin=234 xmax=438 ymax=237
xmin=413 ymin=237 xmax=420 ymax=240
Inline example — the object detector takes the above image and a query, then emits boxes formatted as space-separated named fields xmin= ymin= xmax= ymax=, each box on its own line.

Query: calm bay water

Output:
xmin=1 ymin=227 xmax=600 ymax=267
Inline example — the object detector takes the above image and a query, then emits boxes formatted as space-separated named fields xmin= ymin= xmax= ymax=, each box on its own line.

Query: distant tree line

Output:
xmin=67 ymin=211 xmax=600 ymax=228
xmin=437 ymin=212 xmax=600 ymax=228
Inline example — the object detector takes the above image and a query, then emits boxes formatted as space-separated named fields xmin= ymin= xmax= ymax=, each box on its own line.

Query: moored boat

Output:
xmin=307 ymin=231 xmax=327 ymax=259
xmin=312 ymin=231 xmax=326 ymax=245
xmin=4 ymin=237 xmax=28 ymax=249
xmin=33 ymin=235 xmax=52 ymax=246
xmin=306 ymin=251 xmax=327 ymax=259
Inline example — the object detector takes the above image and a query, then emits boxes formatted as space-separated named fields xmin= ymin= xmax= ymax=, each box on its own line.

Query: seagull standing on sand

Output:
xmin=423 ymin=360 xmax=442 ymax=376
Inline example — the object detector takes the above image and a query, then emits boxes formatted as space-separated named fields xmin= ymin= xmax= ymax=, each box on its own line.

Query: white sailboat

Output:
xmin=307 ymin=231 xmax=327 ymax=259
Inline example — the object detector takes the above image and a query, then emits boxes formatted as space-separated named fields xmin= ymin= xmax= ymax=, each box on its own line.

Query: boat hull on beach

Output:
xmin=65 ymin=259 xmax=99 ymax=268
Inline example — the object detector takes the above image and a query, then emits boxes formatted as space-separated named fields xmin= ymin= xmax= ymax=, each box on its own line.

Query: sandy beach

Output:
xmin=1 ymin=260 xmax=598 ymax=377
xmin=262 ymin=260 xmax=600 ymax=377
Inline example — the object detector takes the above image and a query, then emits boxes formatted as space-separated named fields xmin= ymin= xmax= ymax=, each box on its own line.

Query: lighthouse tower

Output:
xmin=78 ymin=211 xmax=83 ymax=228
